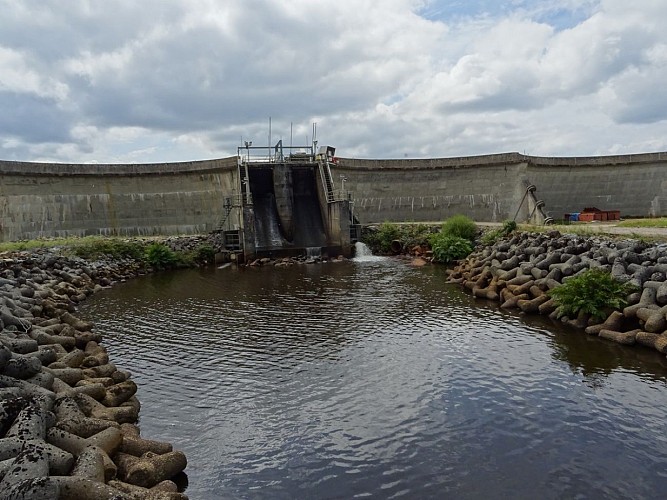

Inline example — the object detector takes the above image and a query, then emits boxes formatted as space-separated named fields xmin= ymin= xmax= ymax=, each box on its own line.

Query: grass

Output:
xmin=0 ymin=237 xmax=83 ymax=253
xmin=517 ymin=223 xmax=599 ymax=236
xmin=516 ymin=223 xmax=667 ymax=244
xmin=0 ymin=235 xmax=216 ymax=267
xmin=0 ymin=235 xmax=166 ymax=254
xmin=617 ymin=218 xmax=667 ymax=228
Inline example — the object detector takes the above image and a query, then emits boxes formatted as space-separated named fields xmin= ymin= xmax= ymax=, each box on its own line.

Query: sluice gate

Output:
xmin=215 ymin=143 xmax=354 ymax=262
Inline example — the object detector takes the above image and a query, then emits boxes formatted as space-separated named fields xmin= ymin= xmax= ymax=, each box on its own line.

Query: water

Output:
xmin=353 ymin=241 xmax=386 ymax=262
xmin=80 ymin=259 xmax=667 ymax=499
xmin=305 ymin=247 xmax=322 ymax=259
xmin=252 ymin=192 xmax=286 ymax=250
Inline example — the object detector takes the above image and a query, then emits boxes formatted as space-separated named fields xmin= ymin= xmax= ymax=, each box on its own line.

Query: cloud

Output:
xmin=1 ymin=0 xmax=667 ymax=162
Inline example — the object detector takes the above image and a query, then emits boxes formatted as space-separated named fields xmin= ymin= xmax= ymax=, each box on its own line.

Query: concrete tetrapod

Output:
xmin=0 ymin=248 xmax=189 ymax=499
xmin=448 ymin=230 xmax=667 ymax=355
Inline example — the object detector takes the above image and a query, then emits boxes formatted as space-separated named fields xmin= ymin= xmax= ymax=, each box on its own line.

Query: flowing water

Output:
xmin=80 ymin=257 xmax=667 ymax=499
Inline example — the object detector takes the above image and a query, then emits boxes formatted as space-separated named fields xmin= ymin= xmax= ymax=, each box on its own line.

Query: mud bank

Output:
xmin=448 ymin=231 xmax=667 ymax=355
xmin=0 ymin=243 xmax=194 ymax=499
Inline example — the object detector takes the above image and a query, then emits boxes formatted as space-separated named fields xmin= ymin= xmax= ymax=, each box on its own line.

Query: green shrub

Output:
xmin=361 ymin=222 xmax=434 ymax=254
xmin=401 ymin=223 xmax=432 ymax=249
xmin=376 ymin=222 xmax=400 ymax=252
xmin=440 ymin=215 xmax=477 ymax=241
xmin=428 ymin=234 xmax=473 ymax=264
xmin=548 ymin=268 xmax=636 ymax=320
xmin=502 ymin=220 xmax=517 ymax=234
xmin=361 ymin=222 xmax=401 ymax=253
xmin=145 ymin=243 xmax=178 ymax=270
xmin=194 ymin=244 xmax=216 ymax=265
xmin=480 ymin=219 xmax=518 ymax=246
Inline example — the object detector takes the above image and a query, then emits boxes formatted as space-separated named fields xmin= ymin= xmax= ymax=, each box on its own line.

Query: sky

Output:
xmin=2 ymin=0 xmax=667 ymax=163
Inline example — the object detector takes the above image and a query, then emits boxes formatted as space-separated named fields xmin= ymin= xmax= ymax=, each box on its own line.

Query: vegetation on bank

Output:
xmin=0 ymin=236 xmax=216 ymax=268
xmin=480 ymin=220 xmax=518 ymax=246
xmin=428 ymin=234 xmax=473 ymax=264
xmin=361 ymin=216 xmax=521 ymax=264
xmin=428 ymin=216 xmax=477 ymax=264
xmin=617 ymin=218 xmax=667 ymax=228
xmin=361 ymin=222 xmax=433 ymax=254
xmin=548 ymin=268 xmax=637 ymax=321
xmin=516 ymin=223 xmax=666 ymax=244
xmin=363 ymin=219 xmax=642 ymax=322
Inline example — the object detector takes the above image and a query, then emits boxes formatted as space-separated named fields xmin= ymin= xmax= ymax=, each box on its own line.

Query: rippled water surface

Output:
xmin=81 ymin=258 xmax=667 ymax=499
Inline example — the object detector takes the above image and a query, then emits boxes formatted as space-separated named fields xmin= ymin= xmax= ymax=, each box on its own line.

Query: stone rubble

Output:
xmin=0 ymin=247 xmax=189 ymax=499
xmin=244 ymin=254 xmax=348 ymax=268
xmin=447 ymin=230 xmax=667 ymax=355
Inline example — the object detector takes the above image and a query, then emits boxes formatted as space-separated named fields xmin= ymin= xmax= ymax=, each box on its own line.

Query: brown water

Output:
xmin=81 ymin=256 xmax=667 ymax=499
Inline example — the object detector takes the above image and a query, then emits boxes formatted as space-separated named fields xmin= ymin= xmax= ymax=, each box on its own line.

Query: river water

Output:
xmin=80 ymin=255 xmax=667 ymax=499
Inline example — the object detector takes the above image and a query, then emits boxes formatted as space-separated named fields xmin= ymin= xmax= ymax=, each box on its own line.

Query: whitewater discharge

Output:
xmin=352 ymin=241 xmax=387 ymax=262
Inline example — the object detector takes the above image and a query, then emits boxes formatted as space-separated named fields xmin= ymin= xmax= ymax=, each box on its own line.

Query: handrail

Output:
xmin=318 ymin=162 xmax=333 ymax=202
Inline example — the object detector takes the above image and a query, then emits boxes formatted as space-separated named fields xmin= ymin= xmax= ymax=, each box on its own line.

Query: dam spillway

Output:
xmin=224 ymin=144 xmax=352 ymax=261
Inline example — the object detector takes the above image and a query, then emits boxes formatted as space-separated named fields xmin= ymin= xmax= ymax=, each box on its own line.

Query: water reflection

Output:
xmin=81 ymin=260 xmax=667 ymax=499
xmin=519 ymin=314 xmax=667 ymax=386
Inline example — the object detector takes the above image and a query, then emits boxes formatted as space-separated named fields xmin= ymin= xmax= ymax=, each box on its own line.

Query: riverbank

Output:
xmin=3 ymin=227 xmax=666 ymax=497
xmin=447 ymin=230 xmax=667 ymax=355
xmin=0 ymin=236 xmax=214 ymax=499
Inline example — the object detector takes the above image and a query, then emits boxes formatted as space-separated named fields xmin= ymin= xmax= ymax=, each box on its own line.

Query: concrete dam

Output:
xmin=1 ymin=150 xmax=666 ymax=257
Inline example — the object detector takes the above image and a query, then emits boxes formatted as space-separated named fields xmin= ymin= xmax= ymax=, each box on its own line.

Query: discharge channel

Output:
xmin=81 ymin=257 xmax=667 ymax=499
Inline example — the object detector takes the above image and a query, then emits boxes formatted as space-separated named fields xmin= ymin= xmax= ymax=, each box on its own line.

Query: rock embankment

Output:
xmin=447 ymin=231 xmax=667 ymax=355
xmin=0 ymin=249 xmax=188 ymax=499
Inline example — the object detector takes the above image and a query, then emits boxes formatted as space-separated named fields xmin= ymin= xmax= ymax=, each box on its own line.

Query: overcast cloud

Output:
xmin=1 ymin=0 xmax=667 ymax=163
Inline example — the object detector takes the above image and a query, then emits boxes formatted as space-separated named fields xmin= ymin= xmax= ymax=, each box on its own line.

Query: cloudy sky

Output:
xmin=2 ymin=0 xmax=667 ymax=163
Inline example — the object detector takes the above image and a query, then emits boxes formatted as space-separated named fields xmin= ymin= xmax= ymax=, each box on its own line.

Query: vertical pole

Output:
xmin=244 ymin=151 xmax=251 ymax=205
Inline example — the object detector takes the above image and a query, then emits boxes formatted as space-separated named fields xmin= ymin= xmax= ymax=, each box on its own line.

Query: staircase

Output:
xmin=319 ymin=161 xmax=335 ymax=202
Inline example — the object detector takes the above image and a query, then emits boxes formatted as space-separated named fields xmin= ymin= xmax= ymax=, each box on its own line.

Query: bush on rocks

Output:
xmin=440 ymin=215 xmax=477 ymax=242
xmin=145 ymin=243 xmax=179 ymax=270
xmin=428 ymin=234 xmax=473 ymax=264
xmin=445 ymin=229 xmax=667 ymax=352
xmin=362 ymin=223 xmax=433 ymax=255
xmin=193 ymin=244 xmax=216 ymax=265
xmin=548 ymin=268 xmax=637 ymax=321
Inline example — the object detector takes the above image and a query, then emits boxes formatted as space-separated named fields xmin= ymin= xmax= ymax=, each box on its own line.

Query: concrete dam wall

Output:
xmin=0 ymin=157 xmax=238 ymax=241
xmin=0 ymin=151 xmax=666 ymax=241
xmin=332 ymin=152 xmax=667 ymax=223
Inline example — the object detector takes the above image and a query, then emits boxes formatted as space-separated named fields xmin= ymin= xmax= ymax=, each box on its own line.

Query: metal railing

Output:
xmin=237 ymin=144 xmax=315 ymax=164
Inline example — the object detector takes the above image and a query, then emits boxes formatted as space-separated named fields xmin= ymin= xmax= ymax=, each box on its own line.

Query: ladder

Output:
xmin=214 ymin=198 xmax=234 ymax=232
xmin=319 ymin=161 xmax=335 ymax=202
